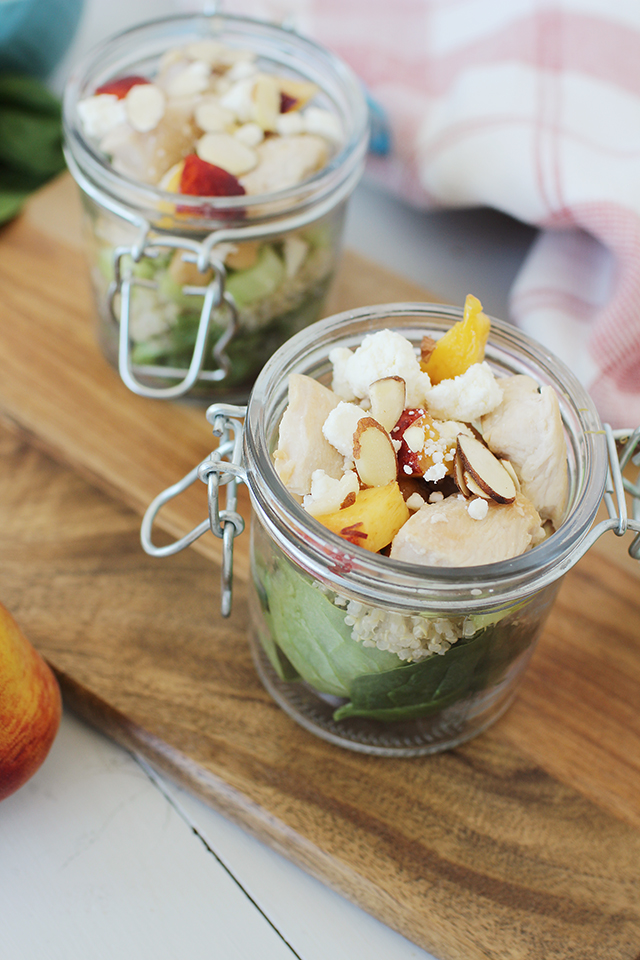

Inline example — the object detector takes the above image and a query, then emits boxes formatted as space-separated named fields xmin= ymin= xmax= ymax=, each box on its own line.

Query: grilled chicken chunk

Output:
xmin=390 ymin=492 xmax=544 ymax=566
xmin=481 ymin=375 xmax=569 ymax=529
xmin=273 ymin=373 xmax=343 ymax=496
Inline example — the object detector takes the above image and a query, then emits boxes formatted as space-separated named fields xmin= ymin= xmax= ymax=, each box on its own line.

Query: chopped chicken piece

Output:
xmin=390 ymin=492 xmax=544 ymax=567
xmin=480 ymin=375 xmax=569 ymax=529
xmin=273 ymin=374 xmax=343 ymax=496
xmin=239 ymin=135 xmax=329 ymax=194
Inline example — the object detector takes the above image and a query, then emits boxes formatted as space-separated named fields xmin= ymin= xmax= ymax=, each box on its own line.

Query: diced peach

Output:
xmin=313 ymin=481 xmax=409 ymax=553
xmin=423 ymin=294 xmax=491 ymax=384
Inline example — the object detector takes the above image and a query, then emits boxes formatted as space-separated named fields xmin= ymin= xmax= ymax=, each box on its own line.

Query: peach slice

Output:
xmin=423 ymin=294 xmax=491 ymax=384
xmin=313 ymin=481 xmax=410 ymax=553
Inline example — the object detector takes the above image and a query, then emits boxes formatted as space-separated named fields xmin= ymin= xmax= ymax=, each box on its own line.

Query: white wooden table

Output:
xmin=1 ymin=3 xmax=536 ymax=955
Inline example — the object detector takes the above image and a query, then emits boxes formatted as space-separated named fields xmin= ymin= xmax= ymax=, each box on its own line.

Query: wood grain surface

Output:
xmin=1 ymin=174 xmax=639 ymax=960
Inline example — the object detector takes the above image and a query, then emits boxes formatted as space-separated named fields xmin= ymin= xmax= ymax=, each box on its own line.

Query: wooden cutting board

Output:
xmin=1 ymin=174 xmax=639 ymax=960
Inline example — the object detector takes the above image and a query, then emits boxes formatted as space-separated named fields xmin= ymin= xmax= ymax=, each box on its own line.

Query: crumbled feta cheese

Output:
xmin=165 ymin=60 xmax=210 ymax=97
xmin=329 ymin=346 xmax=355 ymax=399
xmin=322 ymin=402 xmax=368 ymax=457
xmin=423 ymin=462 xmax=448 ymax=483
xmin=77 ymin=94 xmax=126 ymax=139
xmin=226 ymin=59 xmax=258 ymax=82
xmin=234 ymin=122 xmax=264 ymax=147
xmin=468 ymin=497 xmax=489 ymax=520
xmin=303 ymin=107 xmax=342 ymax=142
xmin=303 ymin=469 xmax=359 ymax=516
xmin=426 ymin=362 xmax=503 ymax=422
xmin=329 ymin=330 xmax=431 ymax=407
xmin=406 ymin=492 xmax=425 ymax=511
xmin=276 ymin=111 xmax=304 ymax=137
xmin=220 ymin=78 xmax=256 ymax=122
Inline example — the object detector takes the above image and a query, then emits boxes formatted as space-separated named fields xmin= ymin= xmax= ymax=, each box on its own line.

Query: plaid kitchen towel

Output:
xmin=224 ymin=0 xmax=640 ymax=427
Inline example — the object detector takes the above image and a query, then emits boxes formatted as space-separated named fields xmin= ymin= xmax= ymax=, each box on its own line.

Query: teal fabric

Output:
xmin=0 ymin=0 xmax=82 ymax=223
xmin=0 ymin=0 xmax=83 ymax=80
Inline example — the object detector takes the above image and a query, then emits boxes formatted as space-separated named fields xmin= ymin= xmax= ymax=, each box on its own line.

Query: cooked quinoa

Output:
xmin=333 ymin=595 xmax=478 ymax=661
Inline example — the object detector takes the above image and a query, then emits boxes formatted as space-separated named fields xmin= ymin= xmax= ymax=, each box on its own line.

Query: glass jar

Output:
xmin=62 ymin=13 xmax=369 ymax=401
xmin=141 ymin=303 xmax=640 ymax=755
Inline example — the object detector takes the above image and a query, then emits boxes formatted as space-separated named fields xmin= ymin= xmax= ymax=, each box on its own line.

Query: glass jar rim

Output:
xmin=243 ymin=302 xmax=608 ymax=612
xmin=62 ymin=11 xmax=369 ymax=226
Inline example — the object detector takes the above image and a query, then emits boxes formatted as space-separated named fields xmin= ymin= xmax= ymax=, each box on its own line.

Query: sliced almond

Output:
xmin=252 ymin=74 xmax=280 ymax=132
xmin=353 ymin=418 xmax=398 ymax=488
xmin=125 ymin=83 xmax=165 ymax=133
xmin=225 ymin=240 xmax=260 ymax=270
xmin=196 ymin=132 xmax=257 ymax=175
xmin=194 ymin=98 xmax=235 ymax=133
xmin=463 ymin=471 xmax=491 ymax=500
xmin=454 ymin=454 xmax=470 ymax=497
xmin=456 ymin=434 xmax=516 ymax=504
xmin=277 ymin=77 xmax=319 ymax=110
xmin=169 ymin=250 xmax=212 ymax=287
xmin=369 ymin=376 xmax=406 ymax=433
xmin=500 ymin=458 xmax=521 ymax=493
xmin=420 ymin=335 xmax=437 ymax=368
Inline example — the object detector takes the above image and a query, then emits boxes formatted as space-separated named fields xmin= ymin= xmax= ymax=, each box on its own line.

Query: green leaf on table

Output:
xmin=0 ymin=73 xmax=66 ymax=225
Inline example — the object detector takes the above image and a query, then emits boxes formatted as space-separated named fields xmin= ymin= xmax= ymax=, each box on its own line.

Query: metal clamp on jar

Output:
xmin=63 ymin=12 xmax=369 ymax=402
xmin=140 ymin=304 xmax=640 ymax=756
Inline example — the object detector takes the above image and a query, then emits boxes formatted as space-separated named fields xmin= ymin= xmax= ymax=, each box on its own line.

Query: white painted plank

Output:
xmin=0 ymin=712 xmax=298 ymax=960
xmin=150 ymin=768 xmax=438 ymax=960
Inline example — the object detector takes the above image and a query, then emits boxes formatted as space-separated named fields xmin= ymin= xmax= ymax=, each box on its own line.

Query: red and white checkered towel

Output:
xmin=225 ymin=0 xmax=640 ymax=427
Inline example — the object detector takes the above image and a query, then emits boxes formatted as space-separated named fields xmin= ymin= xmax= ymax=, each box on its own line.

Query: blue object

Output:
xmin=0 ymin=0 xmax=84 ymax=80
xmin=365 ymin=90 xmax=391 ymax=156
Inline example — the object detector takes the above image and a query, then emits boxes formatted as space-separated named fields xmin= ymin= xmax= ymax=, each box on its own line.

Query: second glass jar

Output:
xmin=63 ymin=12 xmax=369 ymax=401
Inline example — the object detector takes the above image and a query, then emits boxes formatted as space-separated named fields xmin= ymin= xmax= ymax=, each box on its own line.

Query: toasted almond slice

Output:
xmin=125 ymin=83 xmax=165 ymax=133
xmin=252 ymin=73 xmax=280 ymax=131
xmin=369 ymin=377 xmax=406 ymax=433
xmin=420 ymin=335 xmax=437 ymax=367
xmin=500 ymin=458 xmax=521 ymax=493
xmin=225 ymin=241 xmax=260 ymax=270
xmin=196 ymin=132 xmax=257 ymax=175
xmin=194 ymin=98 xmax=235 ymax=133
xmin=277 ymin=77 xmax=319 ymax=110
xmin=353 ymin=418 xmax=398 ymax=488
xmin=456 ymin=434 xmax=516 ymax=504
xmin=463 ymin=471 xmax=491 ymax=500
xmin=454 ymin=453 xmax=470 ymax=497
xmin=168 ymin=250 xmax=213 ymax=287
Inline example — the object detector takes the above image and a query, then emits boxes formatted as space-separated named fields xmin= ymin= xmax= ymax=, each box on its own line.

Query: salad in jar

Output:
xmin=64 ymin=15 xmax=368 ymax=399
xmin=250 ymin=295 xmax=570 ymax=733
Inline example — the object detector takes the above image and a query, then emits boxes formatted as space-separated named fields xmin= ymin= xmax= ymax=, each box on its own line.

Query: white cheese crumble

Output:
xmin=329 ymin=330 xmax=431 ymax=408
xmin=303 ymin=469 xmax=359 ymax=517
xmin=406 ymin=492 xmax=425 ymax=511
xmin=77 ymin=94 xmax=126 ymax=139
xmin=467 ymin=497 xmax=489 ymax=520
xmin=426 ymin=362 xmax=503 ymax=422
xmin=322 ymin=401 xmax=368 ymax=458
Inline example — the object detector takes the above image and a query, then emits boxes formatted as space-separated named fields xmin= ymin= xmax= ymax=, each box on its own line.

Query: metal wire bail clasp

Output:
xmin=582 ymin=425 xmax=640 ymax=559
xmin=109 ymin=232 xmax=239 ymax=400
xmin=140 ymin=404 xmax=247 ymax=615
